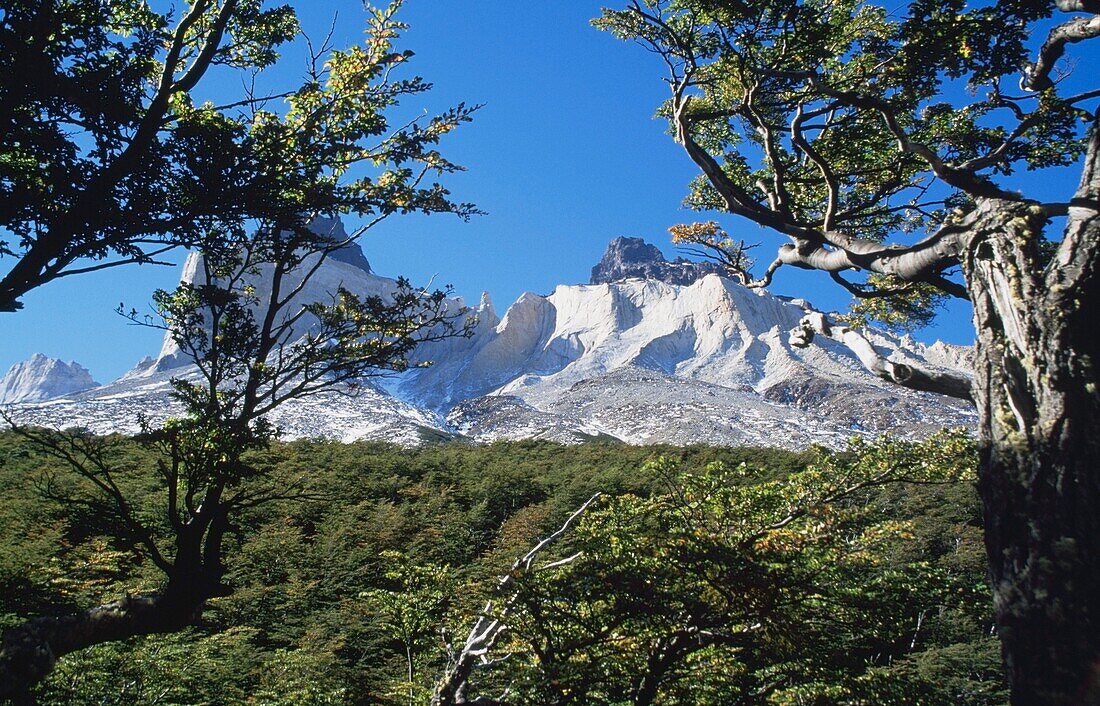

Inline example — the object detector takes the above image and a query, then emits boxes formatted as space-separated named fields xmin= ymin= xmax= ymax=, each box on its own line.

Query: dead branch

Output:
xmin=431 ymin=493 xmax=602 ymax=706
xmin=789 ymin=310 xmax=974 ymax=402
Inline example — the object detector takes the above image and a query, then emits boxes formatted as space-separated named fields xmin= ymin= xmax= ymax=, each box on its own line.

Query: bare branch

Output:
xmin=432 ymin=494 xmax=602 ymax=706
xmin=788 ymin=310 xmax=973 ymax=401
xmin=799 ymin=74 xmax=1021 ymax=201
xmin=791 ymin=103 xmax=839 ymax=230
xmin=746 ymin=256 xmax=784 ymax=289
xmin=1023 ymin=14 xmax=1100 ymax=91
xmin=173 ymin=0 xmax=241 ymax=94
xmin=48 ymin=246 xmax=178 ymax=279
xmin=674 ymin=91 xmax=813 ymax=238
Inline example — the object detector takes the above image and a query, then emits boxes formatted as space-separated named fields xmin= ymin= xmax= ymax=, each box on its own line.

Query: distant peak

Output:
xmin=591 ymin=236 xmax=722 ymax=287
xmin=603 ymin=236 xmax=666 ymax=264
xmin=0 ymin=354 xmax=99 ymax=404
xmin=308 ymin=216 xmax=372 ymax=273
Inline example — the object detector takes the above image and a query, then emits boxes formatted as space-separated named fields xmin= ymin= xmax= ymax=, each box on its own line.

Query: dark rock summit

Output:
xmin=590 ymin=236 xmax=722 ymax=286
xmin=308 ymin=215 xmax=372 ymax=273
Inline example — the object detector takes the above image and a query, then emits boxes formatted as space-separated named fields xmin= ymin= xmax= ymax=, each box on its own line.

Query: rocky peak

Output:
xmin=0 ymin=353 xmax=99 ymax=404
xmin=601 ymin=236 xmax=666 ymax=266
xmin=307 ymin=215 xmax=372 ymax=273
xmin=147 ymin=215 xmax=384 ymax=373
xmin=590 ymin=236 xmax=723 ymax=286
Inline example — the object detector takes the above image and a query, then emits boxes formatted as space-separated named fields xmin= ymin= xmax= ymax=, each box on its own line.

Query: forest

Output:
xmin=0 ymin=431 xmax=1006 ymax=705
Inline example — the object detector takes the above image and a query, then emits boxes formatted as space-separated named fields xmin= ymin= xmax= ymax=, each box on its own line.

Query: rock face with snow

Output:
xmin=7 ymin=368 xmax=454 ymax=445
xmin=590 ymin=236 xmax=723 ymax=286
xmin=152 ymin=218 xmax=389 ymax=373
xmin=0 ymin=354 xmax=99 ymax=404
xmin=401 ymin=275 xmax=974 ymax=446
xmin=5 ymin=232 xmax=976 ymax=448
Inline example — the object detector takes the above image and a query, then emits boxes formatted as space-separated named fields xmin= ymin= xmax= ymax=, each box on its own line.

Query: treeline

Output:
xmin=0 ymin=432 xmax=1004 ymax=705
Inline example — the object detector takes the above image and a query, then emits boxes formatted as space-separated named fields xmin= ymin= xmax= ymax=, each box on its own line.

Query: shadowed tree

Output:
xmin=598 ymin=1 xmax=1100 ymax=703
xmin=0 ymin=2 xmax=476 ymax=701
xmin=0 ymin=0 xmax=474 ymax=311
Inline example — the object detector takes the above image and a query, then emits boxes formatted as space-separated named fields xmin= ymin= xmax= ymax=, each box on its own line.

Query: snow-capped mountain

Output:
xmin=0 ymin=354 xmax=99 ymax=404
xmin=2 ymin=231 xmax=976 ymax=447
xmin=397 ymin=273 xmax=973 ymax=446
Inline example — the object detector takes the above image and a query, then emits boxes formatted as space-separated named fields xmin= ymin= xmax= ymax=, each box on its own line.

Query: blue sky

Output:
xmin=2 ymin=0 xmax=1089 ymax=381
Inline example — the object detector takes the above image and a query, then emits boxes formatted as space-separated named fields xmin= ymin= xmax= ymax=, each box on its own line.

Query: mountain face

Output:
xmin=0 ymin=354 xmax=99 ymax=404
xmin=4 ymin=231 xmax=976 ymax=448
xmin=152 ymin=219 xmax=384 ymax=373
xmin=318 ymin=216 xmax=373 ymax=273
xmin=591 ymin=236 xmax=723 ymax=286
xmin=399 ymin=276 xmax=974 ymax=446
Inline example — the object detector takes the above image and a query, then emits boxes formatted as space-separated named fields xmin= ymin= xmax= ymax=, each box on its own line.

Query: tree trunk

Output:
xmin=963 ymin=197 xmax=1100 ymax=705
xmin=0 ymin=584 xmax=206 ymax=703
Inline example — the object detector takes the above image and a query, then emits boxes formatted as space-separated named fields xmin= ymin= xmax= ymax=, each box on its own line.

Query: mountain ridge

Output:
xmin=0 ymin=353 xmax=99 ymax=404
xmin=3 ymin=232 xmax=975 ymax=447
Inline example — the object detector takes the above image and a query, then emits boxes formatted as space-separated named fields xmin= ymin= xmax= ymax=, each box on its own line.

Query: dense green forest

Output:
xmin=0 ymin=430 xmax=1005 ymax=704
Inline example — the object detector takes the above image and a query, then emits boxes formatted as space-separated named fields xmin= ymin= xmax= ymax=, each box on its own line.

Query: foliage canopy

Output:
xmin=0 ymin=0 xmax=476 ymax=311
xmin=0 ymin=433 xmax=1003 ymax=705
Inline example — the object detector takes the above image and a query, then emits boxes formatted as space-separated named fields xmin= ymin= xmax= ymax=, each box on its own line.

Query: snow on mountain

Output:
xmin=402 ymin=274 xmax=975 ymax=445
xmin=0 ymin=353 xmax=99 ymax=404
xmin=4 ymin=228 xmax=977 ymax=448
xmin=7 ymin=367 xmax=451 ymax=445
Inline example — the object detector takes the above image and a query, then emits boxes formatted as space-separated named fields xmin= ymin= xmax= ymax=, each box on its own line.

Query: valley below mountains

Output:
xmin=2 ymin=232 xmax=976 ymax=448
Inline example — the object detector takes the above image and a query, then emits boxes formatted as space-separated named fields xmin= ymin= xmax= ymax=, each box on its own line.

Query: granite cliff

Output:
xmin=4 ymin=231 xmax=975 ymax=447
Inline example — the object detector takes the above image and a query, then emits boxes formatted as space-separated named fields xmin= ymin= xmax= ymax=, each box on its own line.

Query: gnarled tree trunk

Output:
xmin=0 ymin=494 xmax=231 ymax=704
xmin=0 ymin=583 xmax=207 ymax=704
xmin=963 ymin=193 xmax=1100 ymax=705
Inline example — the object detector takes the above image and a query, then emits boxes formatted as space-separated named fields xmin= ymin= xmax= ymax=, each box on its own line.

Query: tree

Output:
xmin=0 ymin=0 xmax=474 ymax=311
xmin=0 ymin=2 xmax=475 ymax=701
xmin=597 ymin=2 xmax=1100 ymax=703
xmin=435 ymin=433 xmax=1003 ymax=705
xmin=361 ymin=551 xmax=455 ymax=706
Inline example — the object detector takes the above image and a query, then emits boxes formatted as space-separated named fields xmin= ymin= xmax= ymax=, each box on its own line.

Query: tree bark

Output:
xmin=962 ymin=196 xmax=1100 ymax=705
xmin=0 ymin=584 xmax=206 ymax=703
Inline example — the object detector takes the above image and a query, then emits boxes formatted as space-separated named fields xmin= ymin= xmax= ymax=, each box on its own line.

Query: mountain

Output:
xmin=591 ymin=236 xmax=723 ymax=286
xmin=152 ymin=216 xmax=385 ymax=372
xmin=3 ymin=230 xmax=976 ymax=448
xmin=398 ymin=275 xmax=973 ymax=446
xmin=0 ymin=354 xmax=99 ymax=404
